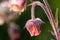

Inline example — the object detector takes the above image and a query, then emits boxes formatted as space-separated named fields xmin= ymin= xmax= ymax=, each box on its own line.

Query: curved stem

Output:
xmin=31 ymin=1 xmax=59 ymax=40
xmin=31 ymin=4 xmax=35 ymax=20
xmin=31 ymin=1 xmax=50 ymax=20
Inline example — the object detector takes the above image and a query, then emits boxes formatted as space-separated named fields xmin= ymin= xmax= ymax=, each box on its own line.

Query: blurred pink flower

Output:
xmin=8 ymin=0 xmax=27 ymax=12
xmin=8 ymin=23 xmax=20 ymax=40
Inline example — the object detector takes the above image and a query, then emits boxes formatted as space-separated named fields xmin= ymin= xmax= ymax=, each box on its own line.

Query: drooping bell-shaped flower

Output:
xmin=8 ymin=23 xmax=20 ymax=40
xmin=25 ymin=18 xmax=43 ymax=36
xmin=8 ymin=0 xmax=27 ymax=12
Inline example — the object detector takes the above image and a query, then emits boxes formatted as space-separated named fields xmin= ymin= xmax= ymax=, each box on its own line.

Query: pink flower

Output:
xmin=25 ymin=18 xmax=43 ymax=36
xmin=8 ymin=0 xmax=27 ymax=12
xmin=8 ymin=23 xmax=20 ymax=40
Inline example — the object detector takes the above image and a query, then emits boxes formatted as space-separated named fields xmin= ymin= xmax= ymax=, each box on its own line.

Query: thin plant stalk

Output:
xmin=43 ymin=0 xmax=59 ymax=40
xmin=30 ymin=1 xmax=49 ymax=20
xmin=31 ymin=4 xmax=35 ymax=20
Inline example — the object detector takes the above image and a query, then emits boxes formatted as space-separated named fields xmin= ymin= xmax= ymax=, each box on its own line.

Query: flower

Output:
xmin=8 ymin=0 xmax=27 ymax=12
xmin=8 ymin=23 xmax=20 ymax=40
xmin=25 ymin=18 xmax=43 ymax=36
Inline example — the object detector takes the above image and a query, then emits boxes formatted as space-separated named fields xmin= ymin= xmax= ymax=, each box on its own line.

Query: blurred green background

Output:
xmin=0 ymin=0 xmax=60 ymax=40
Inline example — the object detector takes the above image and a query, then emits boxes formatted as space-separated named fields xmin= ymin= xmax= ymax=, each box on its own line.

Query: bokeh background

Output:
xmin=0 ymin=0 xmax=60 ymax=40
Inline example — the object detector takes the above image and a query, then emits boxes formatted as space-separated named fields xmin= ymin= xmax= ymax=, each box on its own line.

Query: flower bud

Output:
xmin=8 ymin=23 xmax=20 ymax=40
xmin=25 ymin=18 xmax=43 ymax=36
xmin=8 ymin=0 xmax=27 ymax=12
